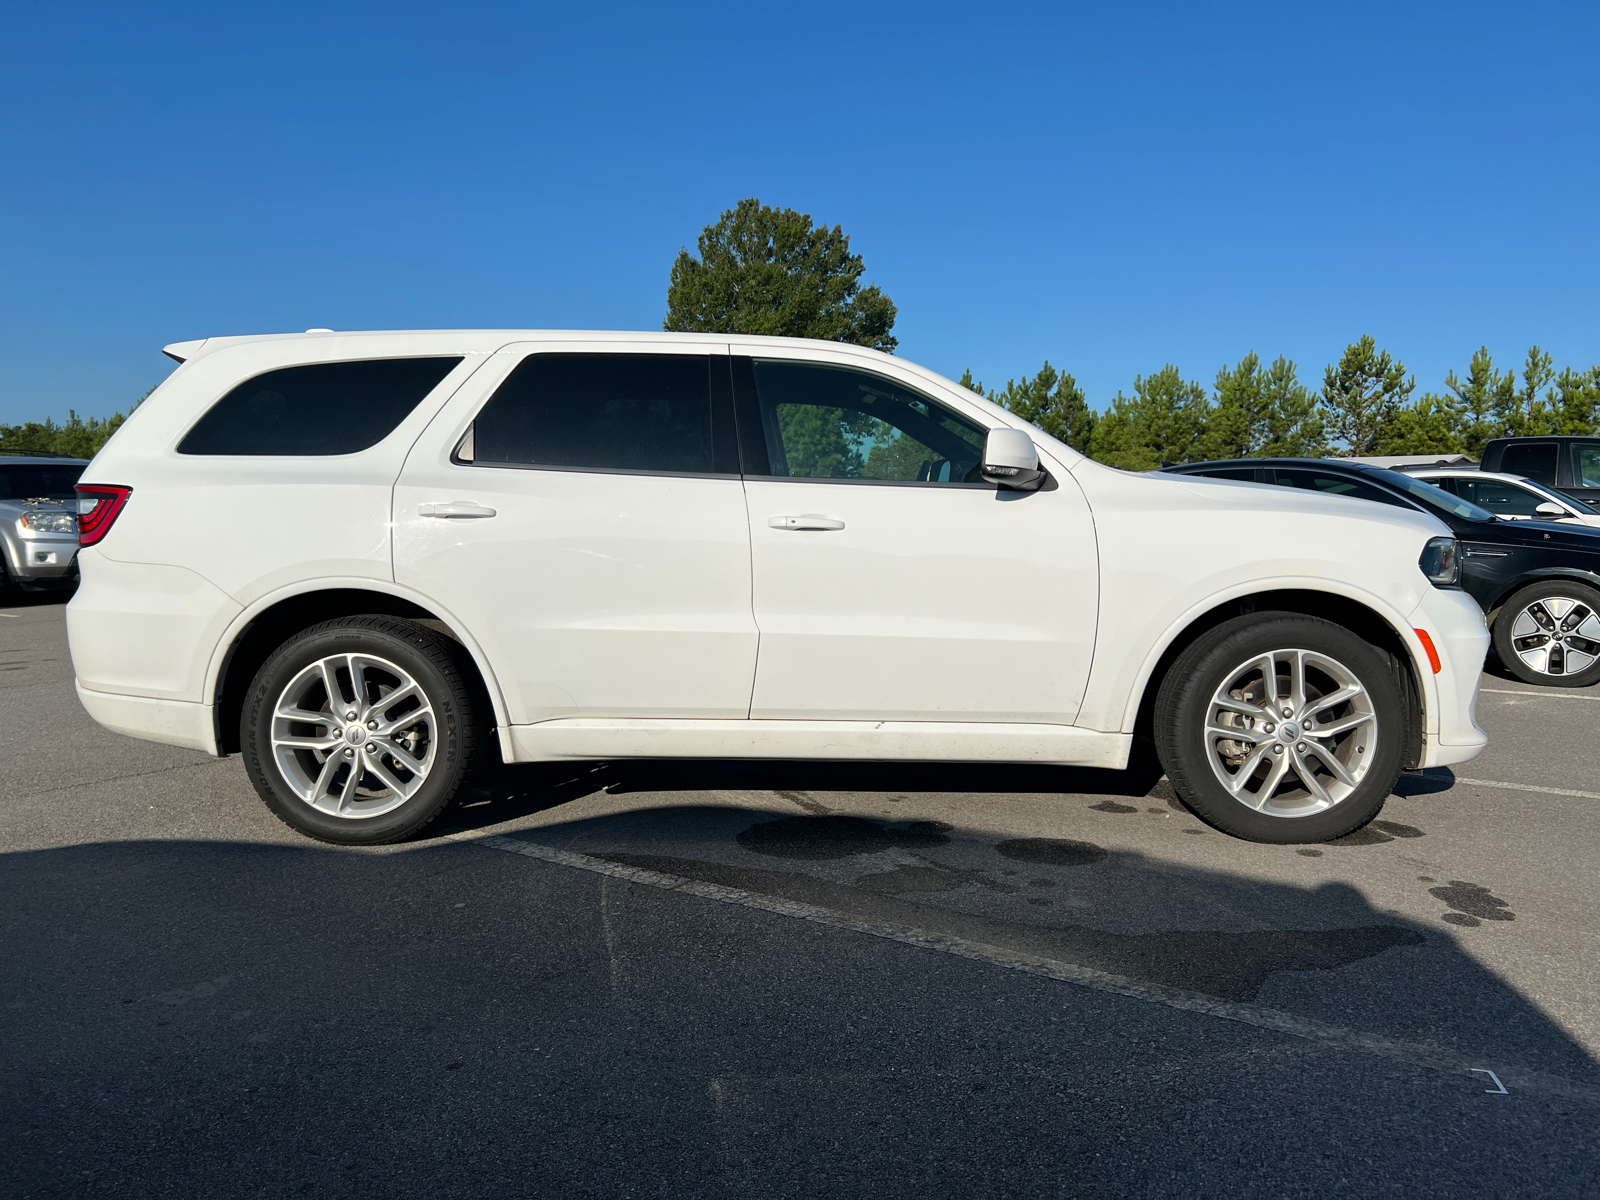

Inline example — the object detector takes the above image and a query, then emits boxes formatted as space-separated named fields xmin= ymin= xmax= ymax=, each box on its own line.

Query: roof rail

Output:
xmin=0 ymin=448 xmax=81 ymax=459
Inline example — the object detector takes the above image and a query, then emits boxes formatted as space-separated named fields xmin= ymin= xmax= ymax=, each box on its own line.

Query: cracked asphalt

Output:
xmin=3 ymin=595 xmax=1599 ymax=1197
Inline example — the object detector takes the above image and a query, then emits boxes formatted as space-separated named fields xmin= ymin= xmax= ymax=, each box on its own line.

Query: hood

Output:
xmin=1077 ymin=465 xmax=1451 ymax=539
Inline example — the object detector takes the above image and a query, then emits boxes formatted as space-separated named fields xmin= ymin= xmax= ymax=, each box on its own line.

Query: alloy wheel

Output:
xmin=1203 ymin=647 xmax=1378 ymax=818
xmin=1508 ymin=596 xmax=1600 ymax=677
xmin=270 ymin=652 xmax=437 ymax=819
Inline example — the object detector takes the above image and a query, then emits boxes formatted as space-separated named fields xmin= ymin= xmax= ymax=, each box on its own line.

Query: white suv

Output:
xmin=68 ymin=331 xmax=1489 ymax=845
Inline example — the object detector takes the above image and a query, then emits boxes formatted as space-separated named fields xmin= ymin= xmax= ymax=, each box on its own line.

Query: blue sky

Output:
xmin=2 ymin=0 xmax=1597 ymax=424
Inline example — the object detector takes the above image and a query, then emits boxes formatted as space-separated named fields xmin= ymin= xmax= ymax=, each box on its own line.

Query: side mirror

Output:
xmin=1535 ymin=501 xmax=1568 ymax=519
xmin=980 ymin=428 xmax=1044 ymax=491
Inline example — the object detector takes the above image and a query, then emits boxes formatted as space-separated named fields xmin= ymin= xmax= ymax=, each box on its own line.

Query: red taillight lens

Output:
xmin=75 ymin=485 xmax=132 ymax=546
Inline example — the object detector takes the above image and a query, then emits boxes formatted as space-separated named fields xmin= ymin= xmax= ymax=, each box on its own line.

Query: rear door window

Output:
xmin=1499 ymin=441 xmax=1559 ymax=486
xmin=1573 ymin=444 xmax=1600 ymax=488
xmin=1267 ymin=468 xmax=1413 ymax=509
xmin=179 ymin=358 xmax=462 ymax=455
xmin=467 ymin=353 xmax=719 ymax=475
xmin=1459 ymin=479 xmax=1544 ymax=517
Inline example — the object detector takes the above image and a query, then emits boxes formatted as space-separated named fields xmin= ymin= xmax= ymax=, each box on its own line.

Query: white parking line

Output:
xmin=1455 ymin=777 xmax=1600 ymax=801
xmin=1481 ymin=687 xmax=1600 ymax=701
xmin=466 ymin=832 xmax=1600 ymax=1104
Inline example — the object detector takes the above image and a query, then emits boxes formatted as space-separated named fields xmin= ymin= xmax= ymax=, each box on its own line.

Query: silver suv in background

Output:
xmin=0 ymin=454 xmax=88 ymax=602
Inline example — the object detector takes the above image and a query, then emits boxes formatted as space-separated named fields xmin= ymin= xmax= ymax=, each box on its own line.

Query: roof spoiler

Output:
xmin=163 ymin=338 xmax=208 ymax=364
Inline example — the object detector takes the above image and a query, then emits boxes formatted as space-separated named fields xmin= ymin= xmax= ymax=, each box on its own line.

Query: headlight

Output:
xmin=1419 ymin=536 xmax=1460 ymax=587
xmin=19 ymin=510 xmax=76 ymax=535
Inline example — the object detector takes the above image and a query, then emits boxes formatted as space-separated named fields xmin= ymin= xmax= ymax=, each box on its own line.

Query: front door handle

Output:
xmin=420 ymin=501 xmax=498 ymax=519
xmin=769 ymin=514 xmax=845 ymax=531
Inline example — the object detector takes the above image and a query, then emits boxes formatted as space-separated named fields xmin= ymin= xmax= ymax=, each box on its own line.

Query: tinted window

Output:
xmin=1269 ymin=468 xmax=1413 ymax=509
xmin=1380 ymin=470 xmax=1493 ymax=520
xmin=179 ymin=358 xmax=461 ymax=455
xmin=0 ymin=463 xmax=84 ymax=500
xmin=748 ymin=360 xmax=987 ymax=484
xmin=471 ymin=353 xmax=715 ymax=474
xmin=1574 ymin=444 xmax=1600 ymax=488
xmin=1499 ymin=441 xmax=1558 ymax=485
xmin=1459 ymin=479 xmax=1544 ymax=517
xmin=1201 ymin=467 xmax=1261 ymax=482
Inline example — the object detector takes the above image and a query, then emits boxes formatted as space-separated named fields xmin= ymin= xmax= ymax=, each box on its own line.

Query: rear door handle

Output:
xmin=769 ymin=514 xmax=845 ymax=531
xmin=420 ymin=501 xmax=498 ymax=519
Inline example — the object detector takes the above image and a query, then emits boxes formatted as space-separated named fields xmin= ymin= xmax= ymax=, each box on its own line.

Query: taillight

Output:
xmin=75 ymin=485 xmax=132 ymax=546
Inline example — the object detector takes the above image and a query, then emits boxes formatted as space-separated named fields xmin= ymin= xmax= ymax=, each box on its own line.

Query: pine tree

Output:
xmin=1088 ymin=365 xmax=1209 ymax=469
xmin=664 ymin=199 xmax=897 ymax=350
xmin=1321 ymin=336 xmax=1415 ymax=455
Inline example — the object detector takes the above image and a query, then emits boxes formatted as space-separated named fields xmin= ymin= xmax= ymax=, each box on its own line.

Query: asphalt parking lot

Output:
xmin=4 ymin=596 xmax=1599 ymax=1198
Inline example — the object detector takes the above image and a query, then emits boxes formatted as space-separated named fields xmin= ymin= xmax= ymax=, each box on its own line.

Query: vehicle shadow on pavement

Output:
xmin=3 ymin=827 xmax=1597 ymax=1197
xmin=434 ymin=754 xmax=1171 ymax=834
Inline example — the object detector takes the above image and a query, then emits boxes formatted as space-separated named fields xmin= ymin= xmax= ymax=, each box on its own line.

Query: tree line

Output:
xmin=959 ymin=340 xmax=1600 ymax=468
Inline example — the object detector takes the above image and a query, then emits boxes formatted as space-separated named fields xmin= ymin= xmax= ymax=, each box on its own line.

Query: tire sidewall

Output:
xmin=1492 ymin=580 xmax=1600 ymax=689
xmin=242 ymin=619 xmax=472 ymax=845
xmin=1156 ymin=613 xmax=1406 ymax=844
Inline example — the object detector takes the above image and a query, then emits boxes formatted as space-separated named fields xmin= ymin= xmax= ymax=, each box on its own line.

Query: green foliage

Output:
xmin=665 ymin=198 xmax=897 ymax=351
xmin=1088 ymin=365 xmax=1210 ymax=470
xmin=0 ymin=387 xmax=152 ymax=459
xmin=989 ymin=361 xmax=1095 ymax=453
xmin=1203 ymin=353 xmax=1325 ymax=459
xmin=1321 ymin=336 xmax=1415 ymax=454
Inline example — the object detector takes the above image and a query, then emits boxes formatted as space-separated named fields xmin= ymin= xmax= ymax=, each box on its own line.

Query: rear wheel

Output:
xmin=1491 ymin=580 xmax=1600 ymax=688
xmin=241 ymin=615 xmax=480 ymax=845
xmin=1155 ymin=613 xmax=1405 ymax=843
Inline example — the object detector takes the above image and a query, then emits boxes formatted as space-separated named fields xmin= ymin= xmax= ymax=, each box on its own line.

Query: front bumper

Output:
xmin=6 ymin=535 xmax=80 ymax=583
xmin=1408 ymin=586 xmax=1490 ymax=769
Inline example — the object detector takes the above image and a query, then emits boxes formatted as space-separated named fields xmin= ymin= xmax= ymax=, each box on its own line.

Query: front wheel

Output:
xmin=1154 ymin=613 xmax=1406 ymax=843
xmin=241 ymin=615 xmax=481 ymax=845
xmin=1491 ymin=580 xmax=1600 ymax=688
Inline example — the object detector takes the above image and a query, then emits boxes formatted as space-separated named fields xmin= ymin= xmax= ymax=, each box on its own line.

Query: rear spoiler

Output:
xmin=162 ymin=339 xmax=208 ymax=364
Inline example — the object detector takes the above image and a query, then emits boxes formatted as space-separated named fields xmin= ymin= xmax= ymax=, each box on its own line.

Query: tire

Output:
xmin=1491 ymin=580 xmax=1600 ymax=689
xmin=241 ymin=615 xmax=480 ymax=845
xmin=1154 ymin=612 xmax=1406 ymax=844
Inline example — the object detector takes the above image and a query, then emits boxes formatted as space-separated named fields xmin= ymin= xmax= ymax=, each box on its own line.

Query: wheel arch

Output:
xmin=1125 ymin=588 xmax=1428 ymax=771
xmin=208 ymin=580 xmax=508 ymax=758
xmin=1482 ymin=568 xmax=1600 ymax=626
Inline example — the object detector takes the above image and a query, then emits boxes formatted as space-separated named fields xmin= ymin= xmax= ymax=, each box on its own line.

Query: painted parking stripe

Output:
xmin=464 ymin=832 xmax=1600 ymax=1104
xmin=1455 ymin=777 xmax=1600 ymax=801
xmin=1481 ymin=687 xmax=1600 ymax=701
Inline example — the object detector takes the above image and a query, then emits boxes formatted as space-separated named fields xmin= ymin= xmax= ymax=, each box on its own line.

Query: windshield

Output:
xmin=0 ymin=463 xmax=85 ymax=502
xmin=1385 ymin=470 xmax=1494 ymax=521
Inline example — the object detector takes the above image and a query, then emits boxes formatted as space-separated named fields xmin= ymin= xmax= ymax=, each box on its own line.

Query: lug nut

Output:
xmin=1297 ymin=742 xmax=1307 ymax=752
xmin=1263 ymin=723 xmax=1275 ymax=733
xmin=343 ymin=748 xmax=355 ymax=758
xmin=366 ymin=742 xmax=377 ymax=752
xmin=346 ymin=711 xmax=357 ymax=720
xmin=1282 ymin=707 xmax=1292 ymax=717
xmin=367 ymin=720 xmax=377 ymax=730
xmin=1272 ymin=745 xmax=1284 ymax=754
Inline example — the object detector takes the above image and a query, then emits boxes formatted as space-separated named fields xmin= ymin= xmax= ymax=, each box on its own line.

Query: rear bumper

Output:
xmin=74 ymin=681 xmax=219 ymax=755
xmin=1409 ymin=587 xmax=1490 ymax=768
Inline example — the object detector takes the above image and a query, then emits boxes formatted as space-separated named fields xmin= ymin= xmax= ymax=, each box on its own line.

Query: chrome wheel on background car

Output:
xmin=271 ymin=652 xmax=437 ymax=819
xmin=1205 ymin=648 xmax=1378 ymax=817
xmin=1155 ymin=612 xmax=1405 ymax=844
xmin=1493 ymin=580 xmax=1600 ymax=688
xmin=242 ymin=615 xmax=479 ymax=845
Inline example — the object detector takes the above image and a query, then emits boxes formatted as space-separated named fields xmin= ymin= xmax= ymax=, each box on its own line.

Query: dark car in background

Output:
xmin=1481 ymin=436 xmax=1600 ymax=506
xmin=0 ymin=453 xmax=88 ymax=602
xmin=1163 ymin=458 xmax=1600 ymax=688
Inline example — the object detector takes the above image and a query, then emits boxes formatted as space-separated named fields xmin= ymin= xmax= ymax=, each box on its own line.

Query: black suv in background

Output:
xmin=1481 ymin=436 xmax=1600 ymax=506
xmin=1163 ymin=458 xmax=1600 ymax=688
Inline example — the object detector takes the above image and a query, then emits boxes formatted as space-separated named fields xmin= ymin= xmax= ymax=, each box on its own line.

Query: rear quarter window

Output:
xmin=178 ymin=358 xmax=462 ymax=455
